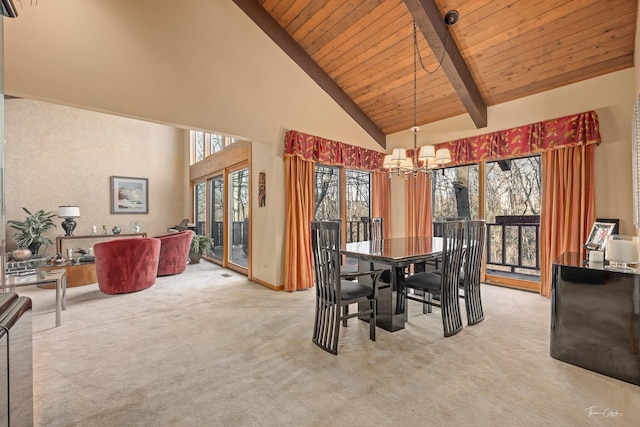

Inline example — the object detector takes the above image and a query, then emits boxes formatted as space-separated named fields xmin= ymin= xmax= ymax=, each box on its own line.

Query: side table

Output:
xmin=41 ymin=261 xmax=96 ymax=288
xmin=5 ymin=269 xmax=67 ymax=327
xmin=56 ymin=232 xmax=147 ymax=254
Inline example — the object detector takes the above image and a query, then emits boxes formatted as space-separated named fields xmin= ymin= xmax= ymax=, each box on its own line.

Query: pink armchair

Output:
xmin=94 ymin=237 xmax=161 ymax=294
xmin=155 ymin=230 xmax=193 ymax=276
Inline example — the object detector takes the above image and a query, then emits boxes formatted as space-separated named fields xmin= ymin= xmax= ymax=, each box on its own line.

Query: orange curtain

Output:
xmin=405 ymin=173 xmax=432 ymax=237
xmin=284 ymin=130 xmax=387 ymax=291
xmin=284 ymin=156 xmax=315 ymax=292
xmin=539 ymin=144 xmax=595 ymax=297
xmin=371 ymin=171 xmax=391 ymax=238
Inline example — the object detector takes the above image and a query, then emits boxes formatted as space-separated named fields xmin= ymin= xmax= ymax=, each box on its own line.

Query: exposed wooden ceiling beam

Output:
xmin=403 ymin=0 xmax=488 ymax=128
xmin=232 ymin=0 xmax=386 ymax=148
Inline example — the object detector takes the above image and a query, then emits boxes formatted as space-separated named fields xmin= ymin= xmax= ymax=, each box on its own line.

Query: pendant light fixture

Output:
xmin=384 ymin=13 xmax=459 ymax=179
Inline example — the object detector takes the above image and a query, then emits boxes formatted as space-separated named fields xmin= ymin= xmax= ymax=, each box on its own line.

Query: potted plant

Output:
xmin=189 ymin=234 xmax=214 ymax=264
xmin=8 ymin=207 xmax=57 ymax=258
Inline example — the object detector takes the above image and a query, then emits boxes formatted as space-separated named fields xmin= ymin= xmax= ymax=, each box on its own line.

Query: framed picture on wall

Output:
xmin=110 ymin=176 xmax=149 ymax=214
xmin=584 ymin=221 xmax=615 ymax=251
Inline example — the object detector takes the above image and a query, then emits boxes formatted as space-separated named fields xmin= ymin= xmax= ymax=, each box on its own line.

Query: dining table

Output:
xmin=342 ymin=236 xmax=443 ymax=332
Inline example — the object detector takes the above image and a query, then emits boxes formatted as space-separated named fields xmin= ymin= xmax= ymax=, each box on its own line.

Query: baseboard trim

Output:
xmin=250 ymin=277 xmax=283 ymax=291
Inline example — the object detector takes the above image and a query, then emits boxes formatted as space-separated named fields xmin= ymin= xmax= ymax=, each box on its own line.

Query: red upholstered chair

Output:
xmin=94 ymin=237 xmax=161 ymax=294
xmin=155 ymin=230 xmax=193 ymax=276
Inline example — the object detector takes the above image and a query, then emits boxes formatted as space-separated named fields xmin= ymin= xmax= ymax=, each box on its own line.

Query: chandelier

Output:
xmin=384 ymin=16 xmax=458 ymax=179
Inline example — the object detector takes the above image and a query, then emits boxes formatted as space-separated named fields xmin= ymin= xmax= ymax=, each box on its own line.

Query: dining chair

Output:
xmin=356 ymin=217 xmax=393 ymax=283
xmin=460 ymin=220 xmax=486 ymax=325
xmin=311 ymin=220 xmax=384 ymax=354
xmin=318 ymin=218 xmax=359 ymax=277
xmin=402 ymin=220 xmax=465 ymax=337
xmin=341 ymin=217 xmax=386 ymax=278
xmin=361 ymin=216 xmax=384 ymax=240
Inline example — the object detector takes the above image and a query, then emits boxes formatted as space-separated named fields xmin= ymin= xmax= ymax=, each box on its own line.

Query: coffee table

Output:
xmin=5 ymin=269 xmax=67 ymax=327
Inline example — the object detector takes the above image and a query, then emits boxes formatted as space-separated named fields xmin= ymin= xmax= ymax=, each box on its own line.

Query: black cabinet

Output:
xmin=551 ymin=252 xmax=640 ymax=385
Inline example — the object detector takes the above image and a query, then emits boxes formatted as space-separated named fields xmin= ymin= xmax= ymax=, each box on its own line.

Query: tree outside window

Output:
xmin=314 ymin=165 xmax=340 ymax=220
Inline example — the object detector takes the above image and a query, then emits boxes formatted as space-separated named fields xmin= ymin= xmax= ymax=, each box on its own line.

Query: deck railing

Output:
xmin=345 ymin=220 xmax=370 ymax=243
xmin=433 ymin=216 xmax=540 ymax=277
xmin=486 ymin=215 xmax=540 ymax=276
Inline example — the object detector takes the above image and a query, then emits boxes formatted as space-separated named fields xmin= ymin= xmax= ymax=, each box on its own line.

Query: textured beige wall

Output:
xmin=387 ymin=69 xmax=636 ymax=236
xmin=2 ymin=0 xmax=379 ymax=149
xmin=4 ymin=99 xmax=185 ymax=255
xmin=2 ymin=0 xmax=384 ymax=287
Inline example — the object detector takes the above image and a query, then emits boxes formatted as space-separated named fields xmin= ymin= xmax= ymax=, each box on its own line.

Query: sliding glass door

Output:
xmin=229 ymin=167 xmax=249 ymax=269
xmin=484 ymin=155 xmax=541 ymax=290
xmin=194 ymin=182 xmax=207 ymax=235
xmin=209 ymin=175 xmax=224 ymax=263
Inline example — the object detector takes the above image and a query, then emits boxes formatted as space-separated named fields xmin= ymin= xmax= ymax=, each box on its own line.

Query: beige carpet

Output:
xmin=16 ymin=262 xmax=640 ymax=426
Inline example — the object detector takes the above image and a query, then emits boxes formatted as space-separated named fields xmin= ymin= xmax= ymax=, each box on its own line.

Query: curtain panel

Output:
xmin=405 ymin=173 xmax=432 ymax=238
xmin=284 ymin=130 xmax=386 ymax=170
xmin=371 ymin=171 xmax=392 ymax=239
xmin=283 ymin=130 xmax=388 ymax=291
xmin=283 ymin=156 xmax=315 ymax=292
xmin=539 ymin=145 xmax=596 ymax=297
xmin=435 ymin=110 xmax=601 ymax=166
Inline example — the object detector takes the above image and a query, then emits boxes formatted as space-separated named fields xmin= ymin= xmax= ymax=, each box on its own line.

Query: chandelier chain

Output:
xmin=414 ymin=21 xmax=451 ymax=76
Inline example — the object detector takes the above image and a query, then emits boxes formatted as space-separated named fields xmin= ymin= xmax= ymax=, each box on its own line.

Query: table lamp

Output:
xmin=58 ymin=205 xmax=80 ymax=236
xmin=605 ymin=235 xmax=639 ymax=272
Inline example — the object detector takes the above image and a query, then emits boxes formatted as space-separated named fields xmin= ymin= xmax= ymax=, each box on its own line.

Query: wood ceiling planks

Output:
xmin=249 ymin=0 xmax=637 ymax=140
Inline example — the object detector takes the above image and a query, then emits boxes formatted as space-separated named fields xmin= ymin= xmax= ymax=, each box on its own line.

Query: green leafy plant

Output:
xmin=189 ymin=234 xmax=214 ymax=264
xmin=190 ymin=234 xmax=214 ymax=254
xmin=7 ymin=207 xmax=57 ymax=255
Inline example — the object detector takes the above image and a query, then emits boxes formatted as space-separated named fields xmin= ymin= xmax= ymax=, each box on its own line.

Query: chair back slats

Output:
xmin=311 ymin=220 xmax=380 ymax=354
xmin=463 ymin=220 xmax=486 ymax=325
xmin=311 ymin=221 xmax=342 ymax=353
xmin=368 ymin=217 xmax=384 ymax=240
xmin=439 ymin=220 xmax=466 ymax=336
xmin=360 ymin=217 xmax=384 ymax=241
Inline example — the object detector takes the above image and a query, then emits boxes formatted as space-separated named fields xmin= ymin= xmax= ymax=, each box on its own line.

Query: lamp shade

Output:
xmin=435 ymin=148 xmax=452 ymax=165
xmin=382 ymin=154 xmax=394 ymax=169
xmin=418 ymin=145 xmax=436 ymax=160
xmin=390 ymin=148 xmax=408 ymax=162
xmin=397 ymin=157 xmax=414 ymax=170
xmin=58 ymin=206 xmax=80 ymax=218
xmin=605 ymin=235 xmax=639 ymax=264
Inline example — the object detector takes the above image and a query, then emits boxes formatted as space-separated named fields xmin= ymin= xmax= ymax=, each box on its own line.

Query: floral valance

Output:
xmin=434 ymin=110 xmax=601 ymax=167
xmin=284 ymin=130 xmax=385 ymax=171
xmin=283 ymin=111 xmax=601 ymax=170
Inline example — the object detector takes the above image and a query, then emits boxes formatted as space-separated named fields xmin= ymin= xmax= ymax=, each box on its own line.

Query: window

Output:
xmin=209 ymin=175 xmax=224 ymax=263
xmin=485 ymin=156 xmax=541 ymax=220
xmin=194 ymin=131 xmax=205 ymax=162
xmin=313 ymin=166 xmax=371 ymax=242
xmin=314 ymin=164 xmax=340 ymax=220
xmin=229 ymin=168 xmax=249 ymax=269
xmin=194 ymin=181 xmax=207 ymax=234
xmin=210 ymin=134 xmax=224 ymax=153
xmin=485 ymin=156 xmax=541 ymax=278
xmin=432 ymin=164 xmax=479 ymax=221
xmin=191 ymin=131 xmax=237 ymax=163
xmin=431 ymin=157 xmax=542 ymax=289
xmin=345 ymin=169 xmax=371 ymax=242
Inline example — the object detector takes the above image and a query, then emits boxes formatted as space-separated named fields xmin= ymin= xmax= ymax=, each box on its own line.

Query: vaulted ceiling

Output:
xmin=234 ymin=0 xmax=637 ymax=148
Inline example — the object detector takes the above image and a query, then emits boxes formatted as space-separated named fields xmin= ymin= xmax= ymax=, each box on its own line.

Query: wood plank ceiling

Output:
xmin=236 ymin=0 xmax=637 ymax=147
